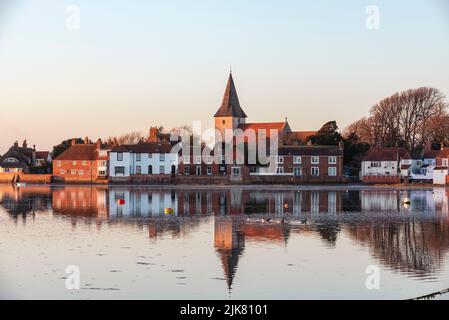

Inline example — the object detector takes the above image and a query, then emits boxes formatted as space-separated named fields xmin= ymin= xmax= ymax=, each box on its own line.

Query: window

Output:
xmin=195 ymin=156 xmax=201 ymax=164
xmin=148 ymin=154 xmax=152 ymax=159
xmin=294 ymin=167 xmax=301 ymax=176
xmin=328 ymin=167 xmax=337 ymax=176
xmin=196 ymin=166 xmax=201 ymax=175
xmin=160 ymin=166 xmax=165 ymax=174
xmin=78 ymin=170 xmax=84 ymax=175
xmin=183 ymin=155 xmax=190 ymax=164
xmin=370 ymin=161 xmax=381 ymax=168
xmin=232 ymin=167 xmax=241 ymax=176
xmin=136 ymin=154 xmax=141 ymax=162
xmin=82 ymin=161 xmax=87 ymax=166
xmin=184 ymin=166 xmax=189 ymax=175
xmin=148 ymin=165 xmax=153 ymax=174
xmin=117 ymin=153 xmax=123 ymax=161
xmin=115 ymin=166 xmax=125 ymax=175
xmin=136 ymin=166 xmax=141 ymax=174
xmin=293 ymin=157 xmax=301 ymax=164
xmin=311 ymin=156 xmax=319 ymax=164
xmin=207 ymin=166 xmax=212 ymax=175
xmin=276 ymin=167 xmax=284 ymax=174
xmin=443 ymin=159 xmax=448 ymax=167
xmin=99 ymin=170 xmax=106 ymax=176
xmin=160 ymin=154 xmax=165 ymax=162
xmin=71 ymin=169 xmax=76 ymax=175
xmin=72 ymin=161 xmax=77 ymax=165
xmin=60 ymin=169 xmax=65 ymax=174
xmin=57 ymin=161 xmax=61 ymax=167
xmin=328 ymin=156 xmax=337 ymax=164
xmin=276 ymin=156 xmax=284 ymax=164
xmin=311 ymin=167 xmax=319 ymax=176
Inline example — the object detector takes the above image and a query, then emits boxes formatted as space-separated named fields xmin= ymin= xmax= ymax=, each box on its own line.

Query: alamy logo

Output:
xmin=65 ymin=5 xmax=81 ymax=31
xmin=365 ymin=265 xmax=380 ymax=290
xmin=65 ymin=265 xmax=80 ymax=290
xmin=366 ymin=5 xmax=380 ymax=30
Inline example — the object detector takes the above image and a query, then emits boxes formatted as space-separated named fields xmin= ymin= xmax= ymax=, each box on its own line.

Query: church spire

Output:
xmin=214 ymin=73 xmax=247 ymax=118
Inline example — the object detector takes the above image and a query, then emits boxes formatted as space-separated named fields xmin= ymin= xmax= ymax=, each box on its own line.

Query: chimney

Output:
xmin=84 ymin=136 xmax=89 ymax=144
xmin=33 ymin=144 xmax=36 ymax=151
xmin=71 ymin=138 xmax=77 ymax=146
xmin=22 ymin=139 xmax=27 ymax=148
xmin=148 ymin=127 xmax=159 ymax=143
xmin=14 ymin=140 xmax=19 ymax=147
xmin=96 ymin=138 xmax=102 ymax=149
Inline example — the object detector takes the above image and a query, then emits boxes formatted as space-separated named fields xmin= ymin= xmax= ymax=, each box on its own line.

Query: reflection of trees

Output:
xmin=0 ymin=185 xmax=51 ymax=217
xmin=315 ymin=222 xmax=340 ymax=247
xmin=346 ymin=219 xmax=449 ymax=276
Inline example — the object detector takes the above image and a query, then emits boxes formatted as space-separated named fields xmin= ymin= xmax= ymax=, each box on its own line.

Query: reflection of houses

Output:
xmin=108 ymin=189 xmax=178 ymax=217
xmin=52 ymin=186 xmax=108 ymax=219
xmin=176 ymin=189 xmax=341 ymax=216
xmin=0 ymin=184 xmax=51 ymax=216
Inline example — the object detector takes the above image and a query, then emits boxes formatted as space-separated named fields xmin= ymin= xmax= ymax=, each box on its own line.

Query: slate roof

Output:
xmin=362 ymin=147 xmax=411 ymax=162
xmin=278 ymin=146 xmax=343 ymax=156
xmin=111 ymin=142 xmax=174 ymax=154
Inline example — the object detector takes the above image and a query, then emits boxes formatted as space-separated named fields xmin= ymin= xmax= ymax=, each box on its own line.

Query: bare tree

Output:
xmin=345 ymin=87 xmax=448 ymax=150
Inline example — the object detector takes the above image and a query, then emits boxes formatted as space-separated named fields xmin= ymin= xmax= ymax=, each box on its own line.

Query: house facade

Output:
xmin=53 ymin=138 xmax=111 ymax=183
xmin=0 ymin=140 xmax=51 ymax=174
xmin=109 ymin=142 xmax=178 ymax=183
xmin=360 ymin=147 xmax=416 ymax=184
xmin=433 ymin=148 xmax=449 ymax=185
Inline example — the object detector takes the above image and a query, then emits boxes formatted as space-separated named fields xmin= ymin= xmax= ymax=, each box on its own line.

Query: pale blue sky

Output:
xmin=0 ymin=0 xmax=448 ymax=151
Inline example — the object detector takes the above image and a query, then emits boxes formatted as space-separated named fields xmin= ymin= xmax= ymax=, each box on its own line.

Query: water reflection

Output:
xmin=1 ymin=184 xmax=449 ymax=295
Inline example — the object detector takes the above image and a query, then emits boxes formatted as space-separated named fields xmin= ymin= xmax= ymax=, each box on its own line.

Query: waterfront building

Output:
xmin=0 ymin=140 xmax=51 ymax=174
xmin=52 ymin=138 xmax=111 ymax=183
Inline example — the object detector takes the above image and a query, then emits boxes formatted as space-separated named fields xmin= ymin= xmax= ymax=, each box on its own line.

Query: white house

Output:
xmin=109 ymin=142 xmax=178 ymax=179
xmin=410 ymin=150 xmax=438 ymax=181
xmin=361 ymin=147 xmax=414 ymax=182
xmin=433 ymin=148 xmax=449 ymax=185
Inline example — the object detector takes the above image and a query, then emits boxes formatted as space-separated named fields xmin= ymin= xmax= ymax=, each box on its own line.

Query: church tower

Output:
xmin=214 ymin=73 xmax=247 ymax=139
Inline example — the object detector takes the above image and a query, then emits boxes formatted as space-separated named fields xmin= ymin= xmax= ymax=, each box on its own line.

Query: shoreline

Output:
xmin=1 ymin=182 xmax=445 ymax=191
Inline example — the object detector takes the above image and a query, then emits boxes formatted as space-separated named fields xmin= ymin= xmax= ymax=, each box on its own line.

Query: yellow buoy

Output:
xmin=164 ymin=208 xmax=174 ymax=215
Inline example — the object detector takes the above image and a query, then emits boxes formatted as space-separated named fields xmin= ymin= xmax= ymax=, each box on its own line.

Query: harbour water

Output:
xmin=0 ymin=184 xmax=448 ymax=299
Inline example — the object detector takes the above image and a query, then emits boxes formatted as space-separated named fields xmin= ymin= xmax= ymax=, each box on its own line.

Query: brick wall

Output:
xmin=53 ymin=160 xmax=98 ymax=183
xmin=362 ymin=176 xmax=402 ymax=184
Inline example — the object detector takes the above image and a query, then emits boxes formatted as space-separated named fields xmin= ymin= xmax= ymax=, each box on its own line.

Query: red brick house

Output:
xmin=53 ymin=138 xmax=110 ymax=183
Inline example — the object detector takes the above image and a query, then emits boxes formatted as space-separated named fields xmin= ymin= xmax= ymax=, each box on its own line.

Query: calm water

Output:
xmin=0 ymin=184 xmax=449 ymax=300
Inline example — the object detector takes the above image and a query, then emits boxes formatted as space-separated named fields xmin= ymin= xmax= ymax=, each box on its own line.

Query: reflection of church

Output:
xmin=213 ymin=217 xmax=291 ymax=292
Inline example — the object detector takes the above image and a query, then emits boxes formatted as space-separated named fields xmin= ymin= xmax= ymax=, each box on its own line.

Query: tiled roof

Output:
xmin=285 ymin=131 xmax=316 ymax=142
xmin=362 ymin=147 xmax=410 ymax=162
xmin=214 ymin=73 xmax=247 ymax=118
xmin=54 ymin=145 xmax=98 ymax=161
xmin=111 ymin=142 xmax=174 ymax=154
xmin=35 ymin=151 xmax=50 ymax=160
xmin=278 ymin=146 xmax=343 ymax=156
xmin=423 ymin=150 xmax=439 ymax=159
xmin=436 ymin=148 xmax=449 ymax=159
xmin=237 ymin=122 xmax=290 ymax=139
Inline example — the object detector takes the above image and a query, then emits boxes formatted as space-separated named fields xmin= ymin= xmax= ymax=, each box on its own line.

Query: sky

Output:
xmin=0 ymin=0 xmax=448 ymax=152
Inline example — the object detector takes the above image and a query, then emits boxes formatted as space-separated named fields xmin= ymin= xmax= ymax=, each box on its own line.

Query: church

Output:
xmin=206 ymin=73 xmax=346 ymax=184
